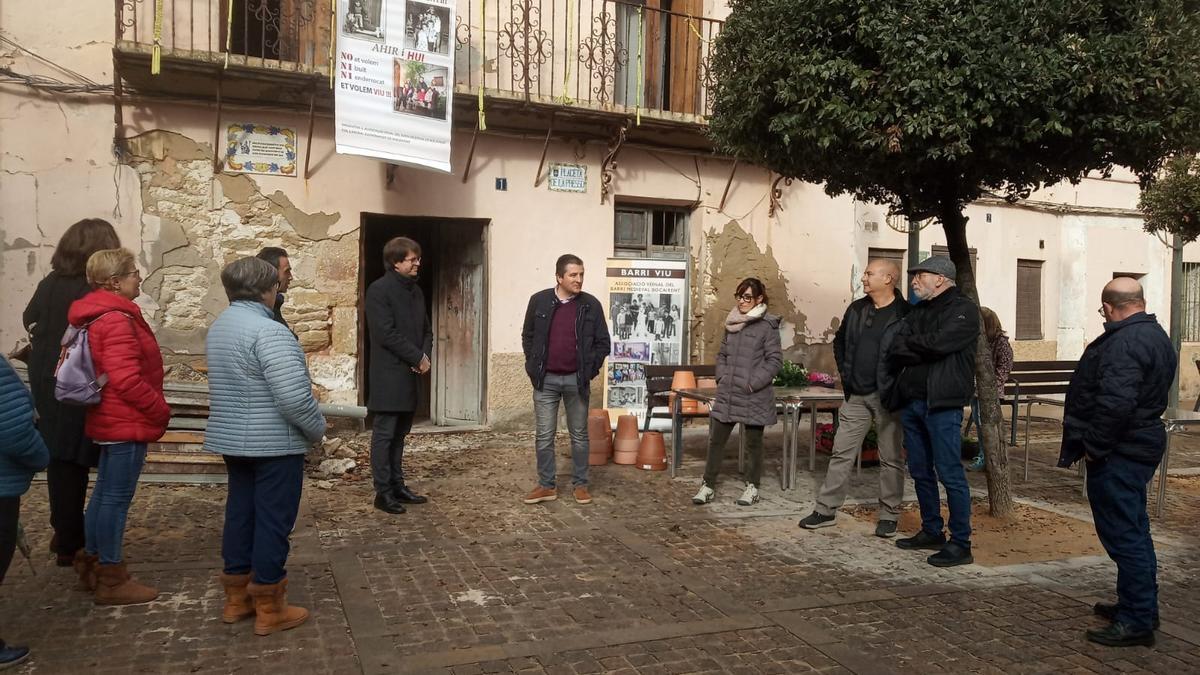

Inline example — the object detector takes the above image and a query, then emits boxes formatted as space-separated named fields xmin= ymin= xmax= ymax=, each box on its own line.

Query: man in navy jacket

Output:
xmin=1060 ymin=276 xmax=1176 ymax=647
xmin=520 ymin=254 xmax=610 ymax=506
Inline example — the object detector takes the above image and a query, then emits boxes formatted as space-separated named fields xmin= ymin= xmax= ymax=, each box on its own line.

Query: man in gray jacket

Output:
xmin=799 ymin=259 xmax=908 ymax=537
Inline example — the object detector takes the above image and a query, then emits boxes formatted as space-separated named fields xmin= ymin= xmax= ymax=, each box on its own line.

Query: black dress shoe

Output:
xmin=374 ymin=493 xmax=406 ymax=514
xmin=1093 ymin=603 xmax=1160 ymax=629
xmin=393 ymin=485 xmax=428 ymax=504
xmin=927 ymin=541 xmax=974 ymax=567
xmin=895 ymin=529 xmax=946 ymax=550
xmin=1086 ymin=622 xmax=1155 ymax=647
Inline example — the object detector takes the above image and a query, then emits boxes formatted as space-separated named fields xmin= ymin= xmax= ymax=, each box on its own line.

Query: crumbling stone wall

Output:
xmin=122 ymin=130 xmax=359 ymax=403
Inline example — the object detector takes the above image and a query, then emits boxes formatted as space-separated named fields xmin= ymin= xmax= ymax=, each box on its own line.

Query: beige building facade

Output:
xmin=3 ymin=0 xmax=1198 ymax=431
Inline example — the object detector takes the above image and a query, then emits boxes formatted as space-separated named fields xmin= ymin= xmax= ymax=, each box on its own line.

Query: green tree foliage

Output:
xmin=709 ymin=0 xmax=1200 ymax=517
xmin=709 ymin=0 xmax=1200 ymax=218
xmin=1141 ymin=155 xmax=1200 ymax=243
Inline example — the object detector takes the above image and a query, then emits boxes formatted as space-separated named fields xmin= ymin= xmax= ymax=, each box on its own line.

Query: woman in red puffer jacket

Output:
xmin=66 ymin=248 xmax=169 ymax=606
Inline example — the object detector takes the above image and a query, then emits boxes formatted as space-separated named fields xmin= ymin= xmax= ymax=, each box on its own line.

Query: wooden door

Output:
xmin=434 ymin=226 xmax=484 ymax=424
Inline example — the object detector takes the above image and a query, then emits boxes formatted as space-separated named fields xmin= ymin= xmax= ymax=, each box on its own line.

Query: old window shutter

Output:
xmin=931 ymin=245 xmax=977 ymax=279
xmin=1015 ymin=259 xmax=1043 ymax=340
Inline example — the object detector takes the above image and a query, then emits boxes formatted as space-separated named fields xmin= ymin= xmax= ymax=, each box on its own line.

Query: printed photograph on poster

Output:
xmin=612 ymin=341 xmax=650 ymax=362
xmin=653 ymin=342 xmax=681 ymax=364
xmin=607 ymin=386 xmax=644 ymax=409
xmin=609 ymin=363 xmax=646 ymax=385
xmin=343 ymin=0 xmax=386 ymax=40
xmin=611 ymin=292 xmax=681 ymax=341
xmin=392 ymin=60 xmax=449 ymax=119
xmin=404 ymin=1 xmax=451 ymax=55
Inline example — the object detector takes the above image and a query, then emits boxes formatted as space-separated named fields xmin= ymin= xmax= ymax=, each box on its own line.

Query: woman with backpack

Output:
xmin=23 ymin=218 xmax=120 ymax=572
xmin=66 ymin=248 xmax=170 ymax=605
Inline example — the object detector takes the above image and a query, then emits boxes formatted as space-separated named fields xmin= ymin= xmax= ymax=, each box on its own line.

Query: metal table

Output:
xmin=670 ymin=386 xmax=844 ymax=490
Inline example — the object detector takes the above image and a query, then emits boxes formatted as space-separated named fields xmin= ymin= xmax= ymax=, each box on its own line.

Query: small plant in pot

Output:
xmin=773 ymin=361 xmax=809 ymax=388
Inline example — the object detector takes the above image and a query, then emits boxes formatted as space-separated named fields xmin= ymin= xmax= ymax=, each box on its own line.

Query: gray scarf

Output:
xmin=725 ymin=303 xmax=767 ymax=333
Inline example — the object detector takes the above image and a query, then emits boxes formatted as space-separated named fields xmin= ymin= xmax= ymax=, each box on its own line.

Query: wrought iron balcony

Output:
xmin=115 ymin=0 xmax=722 ymax=126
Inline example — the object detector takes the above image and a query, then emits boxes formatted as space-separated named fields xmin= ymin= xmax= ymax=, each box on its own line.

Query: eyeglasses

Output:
xmin=404 ymin=256 xmax=422 ymax=265
xmin=735 ymin=293 xmax=755 ymax=302
xmin=1097 ymin=306 xmax=1105 ymax=316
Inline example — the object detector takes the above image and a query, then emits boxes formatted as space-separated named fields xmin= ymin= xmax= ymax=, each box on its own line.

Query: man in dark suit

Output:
xmin=1060 ymin=276 xmax=1176 ymax=647
xmin=365 ymin=237 xmax=432 ymax=514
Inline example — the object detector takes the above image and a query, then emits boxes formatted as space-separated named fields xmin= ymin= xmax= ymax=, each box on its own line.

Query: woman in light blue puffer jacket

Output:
xmin=0 ymin=354 xmax=49 ymax=667
xmin=205 ymin=257 xmax=325 ymax=637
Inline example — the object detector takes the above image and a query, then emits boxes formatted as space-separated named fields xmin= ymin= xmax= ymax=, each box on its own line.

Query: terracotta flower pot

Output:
xmin=614 ymin=414 xmax=640 ymax=441
xmin=588 ymin=408 xmax=612 ymax=424
xmin=671 ymin=371 xmax=698 ymax=413
xmin=588 ymin=416 xmax=613 ymax=444
xmin=613 ymin=437 xmax=640 ymax=465
xmin=636 ymin=431 xmax=667 ymax=471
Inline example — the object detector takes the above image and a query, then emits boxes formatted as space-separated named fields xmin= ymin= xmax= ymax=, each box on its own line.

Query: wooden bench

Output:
xmin=643 ymin=364 xmax=717 ymax=431
xmin=1004 ymin=360 xmax=1078 ymax=480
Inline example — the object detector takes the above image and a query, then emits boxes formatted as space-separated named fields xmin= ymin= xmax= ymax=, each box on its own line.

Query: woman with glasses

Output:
xmin=67 ymin=248 xmax=170 ymax=605
xmin=693 ymin=278 xmax=783 ymax=506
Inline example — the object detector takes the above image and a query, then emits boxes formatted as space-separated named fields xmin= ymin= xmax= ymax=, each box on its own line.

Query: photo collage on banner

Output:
xmin=604 ymin=260 xmax=688 ymax=422
xmin=335 ymin=0 xmax=455 ymax=171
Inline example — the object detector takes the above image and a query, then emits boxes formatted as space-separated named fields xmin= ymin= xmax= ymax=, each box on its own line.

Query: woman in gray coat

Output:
xmin=693 ymin=278 xmax=783 ymax=507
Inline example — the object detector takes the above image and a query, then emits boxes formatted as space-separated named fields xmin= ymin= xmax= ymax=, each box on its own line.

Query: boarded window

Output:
xmin=930 ymin=245 xmax=977 ymax=281
xmin=614 ymin=205 xmax=688 ymax=259
xmin=867 ymin=247 xmax=906 ymax=269
xmin=1015 ymin=259 xmax=1043 ymax=340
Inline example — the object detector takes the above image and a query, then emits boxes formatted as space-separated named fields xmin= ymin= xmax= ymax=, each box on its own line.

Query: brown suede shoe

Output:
xmin=73 ymin=551 xmax=98 ymax=592
xmin=573 ymin=486 xmax=593 ymax=505
xmin=220 ymin=573 xmax=256 ymax=623
xmin=522 ymin=486 xmax=557 ymax=504
xmin=94 ymin=562 xmax=158 ymax=606
xmin=247 ymin=578 xmax=310 ymax=636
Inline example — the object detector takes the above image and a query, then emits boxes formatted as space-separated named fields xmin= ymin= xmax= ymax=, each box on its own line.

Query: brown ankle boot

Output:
xmin=247 ymin=578 xmax=309 ymax=636
xmin=73 ymin=551 xmax=98 ymax=591
xmin=219 ymin=573 xmax=255 ymax=623
xmin=94 ymin=562 xmax=158 ymax=605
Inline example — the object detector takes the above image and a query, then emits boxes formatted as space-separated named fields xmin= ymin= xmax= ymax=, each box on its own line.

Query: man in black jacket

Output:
xmin=1060 ymin=277 xmax=1175 ymax=647
xmin=800 ymin=259 xmax=909 ymax=537
xmin=886 ymin=256 xmax=979 ymax=567
xmin=365 ymin=237 xmax=433 ymax=514
xmin=521 ymin=254 xmax=611 ymax=506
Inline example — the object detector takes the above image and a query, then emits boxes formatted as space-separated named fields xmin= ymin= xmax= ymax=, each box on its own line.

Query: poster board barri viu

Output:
xmin=335 ymin=0 xmax=455 ymax=172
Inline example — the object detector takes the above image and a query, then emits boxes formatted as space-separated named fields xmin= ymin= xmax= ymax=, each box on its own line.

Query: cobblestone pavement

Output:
xmin=4 ymin=418 xmax=1200 ymax=673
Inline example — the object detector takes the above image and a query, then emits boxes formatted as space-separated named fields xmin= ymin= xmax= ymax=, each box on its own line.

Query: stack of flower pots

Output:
xmin=671 ymin=370 xmax=699 ymax=413
xmin=637 ymin=431 xmax=668 ymax=471
xmin=613 ymin=414 xmax=640 ymax=465
xmin=587 ymin=409 xmax=613 ymax=465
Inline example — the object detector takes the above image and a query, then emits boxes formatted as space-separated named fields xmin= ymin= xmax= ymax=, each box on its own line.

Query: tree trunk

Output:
xmin=938 ymin=200 xmax=1016 ymax=520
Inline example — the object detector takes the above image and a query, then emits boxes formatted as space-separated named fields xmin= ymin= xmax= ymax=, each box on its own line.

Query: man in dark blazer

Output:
xmin=365 ymin=237 xmax=433 ymax=514
xmin=255 ymin=247 xmax=294 ymax=332
xmin=521 ymin=254 xmax=611 ymax=506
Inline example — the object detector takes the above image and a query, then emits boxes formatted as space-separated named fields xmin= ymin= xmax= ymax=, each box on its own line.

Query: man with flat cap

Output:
xmin=884 ymin=255 xmax=979 ymax=567
xmin=1060 ymin=276 xmax=1175 ymax=647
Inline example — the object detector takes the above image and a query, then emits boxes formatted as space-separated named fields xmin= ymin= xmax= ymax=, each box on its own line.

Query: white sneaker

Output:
xmin=736 ymin=482 xmax=760 ymax=506
xmin=692 ymin=483 xmax=715 ymax=505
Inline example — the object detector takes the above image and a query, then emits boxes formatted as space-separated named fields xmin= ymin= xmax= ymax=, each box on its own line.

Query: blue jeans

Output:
xmin=901 ymin=401 xmax=972 ymax=546
xmin=84 ymin=442 xmax=147 ymax=564
xmin=222 ymin=455 xmax=304 ymax=585
xmin=1087 ymin=454 xmax=1159 ymax=632
xmin=534 ymin=372 xmax=589 ymax=489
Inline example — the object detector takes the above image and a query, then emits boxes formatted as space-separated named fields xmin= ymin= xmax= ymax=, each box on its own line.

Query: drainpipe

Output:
xmin=1169 ymin=233 xmax=1184 ymax=410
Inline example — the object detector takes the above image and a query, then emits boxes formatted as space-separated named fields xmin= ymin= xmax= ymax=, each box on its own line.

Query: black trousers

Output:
xmin=0 ymin=497 xmax=18 ymax=585
xmin=47 ymin=459 xmax=90 ymax=556
xmin=370 ymin=412 xmax=415 ymax=495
